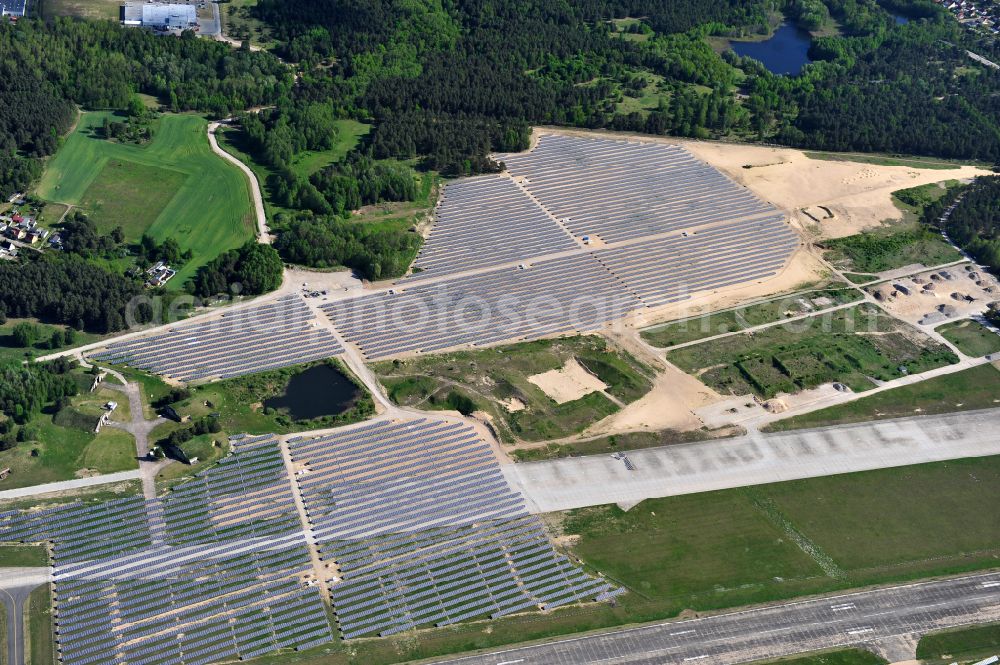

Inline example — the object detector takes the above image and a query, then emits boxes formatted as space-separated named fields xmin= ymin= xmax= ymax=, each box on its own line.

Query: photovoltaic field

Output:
xmin=89 ymin=295 xmax=343 ymax=383
xmin=0 ymin=435 xmax=332 ymax=665
xmin=289 ymin=419 xmax=620 ymax=639
xmin=89 ymin=133 xmax=796 ymax=372
xmin=0 ymin=421 xmax=617 ymax=661
xmin=324 ymin=134 xmax=798 ymax=359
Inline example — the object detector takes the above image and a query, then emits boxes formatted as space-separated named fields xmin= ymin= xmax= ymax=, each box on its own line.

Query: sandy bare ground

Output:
xmin=534 ymin=127 xmax=990 ymax=241
xmin=528 ymin=358 xmax=608 ymax=404
xmin=871 ymin=264 xmax=1000 ymax=327
xmin=584 ymin=363 xmax=718 ymax=434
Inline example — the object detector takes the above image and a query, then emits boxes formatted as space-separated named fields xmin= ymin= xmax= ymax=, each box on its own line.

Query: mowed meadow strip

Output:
xmin=37 ymin=111 xmax=256 ymax=287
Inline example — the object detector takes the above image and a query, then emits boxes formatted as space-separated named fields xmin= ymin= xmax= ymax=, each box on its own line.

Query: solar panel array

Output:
xmin=0 ymin=434 xmax=334 ymax=665
xmin=288 ymin=419 xmax=621 ymax=639
xmin=597 ymin=214 xmax=798 ymax=307
xmin=322 ymin=255 xmax=641 ymax=359
xmin=409 ymin=175 xmax=576 ymax=277
xmin=497 ymin=134 xmax=778 ymax=243
xmin=89 ymin=295 xmax=343 ymax=383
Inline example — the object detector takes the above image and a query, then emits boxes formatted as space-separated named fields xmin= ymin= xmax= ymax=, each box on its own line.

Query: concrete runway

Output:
xmin=436 ymin=572 xmax=1000 ymax=665
xmin=0 ymin=567 xmax=50 ymax=665
xmin=504 ymin=409 xmax=1000 ymax=512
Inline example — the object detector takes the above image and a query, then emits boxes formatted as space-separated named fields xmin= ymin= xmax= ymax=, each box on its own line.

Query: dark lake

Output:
xmin=731 ymin=23 xmax=813 ymax=75
xmin=263 ymin=364 xmax=360 ymax=420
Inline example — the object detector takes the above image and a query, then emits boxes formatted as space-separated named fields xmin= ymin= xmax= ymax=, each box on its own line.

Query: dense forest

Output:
xmin=0 ymin=253 xmax=148 ymax=332
xmin=274 ymin=216 xmax=421 ymax=280
xmin=0 ymin=357 xmax=78 ymax=427
xmin=943 ymin=177 xmax=1000 ymax=269
xmin=191 ymin=241 xmax=284 ymax=297
xmin=1 ymin=0 xmax=998 ymax=332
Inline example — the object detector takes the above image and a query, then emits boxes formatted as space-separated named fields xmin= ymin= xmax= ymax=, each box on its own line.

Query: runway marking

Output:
xmin=830 ymin=603 xmax=856 ymax=612
xmin=981 ymin=581 xmax=1000 ymax=588
xmin=496 ymin=660 xmax=525 ymax=665
xmin=847 ymin=627 xmax=874 ymax=635
xmin=683 ymin=656 xmax=708 ymax=661
xmin=670 ymin=630 xmax=697 ymax=636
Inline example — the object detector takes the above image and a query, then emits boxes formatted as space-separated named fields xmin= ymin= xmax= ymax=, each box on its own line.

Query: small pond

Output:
xmin=731 ymin=22 xmax=813 ymax=75
xmin=892 ymin=14 xmax=910 ymax=25
xmin=263 ymin=364 xmax=360 ymax=421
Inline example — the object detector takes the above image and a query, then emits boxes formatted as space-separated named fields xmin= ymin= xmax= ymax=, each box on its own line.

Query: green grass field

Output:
xmin=374 ymin=336 xmax=654 ymax=443
xmin=641 ymin=287 xmax=862 ymax=348
xmin=77 ymin=158 xmax=189 ymax=241
xmin=822 ymin=227 xmax=963 ymax=273
xmin=765 ymin=363 xmax=1000 ymax=431
xmin=917 ymin=622 xmax=1000 ymax=664
xmin=0 ymin=319 xmax=104 ymax=364
xmin=0 ymin=544 xmax=48 ymax=567
xmin=666 ymin=304 xmax=958 ymax=398
xmin=36 ymin=111 xmax=256 ymax=287
xmin=750 ymin=650 xmax=886 ymax=665
xmin=39 ymin=0 xmax=120 ymax=20
xmin=0 ymin=377 xmax=138 ymax=489
xmin=27 ymin=584 xmax=56 ymax=665
xmin=937 ymin=319 xmax=1000 ymax=357
xmin=561 ymin=455 xmax=1000 ymax=616
xmin=288 ymin=119 xmax=371 ymax=179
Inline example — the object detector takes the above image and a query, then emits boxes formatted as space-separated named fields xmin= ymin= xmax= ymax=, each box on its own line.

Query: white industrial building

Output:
xmin=1 ymin=0 xmax=26 ymax=17
xmin=121 ymin=2 xmax=198 ymax=30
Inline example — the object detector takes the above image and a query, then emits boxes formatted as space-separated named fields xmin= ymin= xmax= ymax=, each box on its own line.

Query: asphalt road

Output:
xmin=504 ymin=408 xmax=1000 ymax=512
xmin=436 ymin=572 xmax=1000 ymax=665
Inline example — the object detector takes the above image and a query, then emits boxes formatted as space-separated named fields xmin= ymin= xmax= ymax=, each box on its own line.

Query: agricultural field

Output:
xmin=766 ymin=363 xmax=1000 ymax=431
xmin=666 ymin=304 xmax=958 ymax=398
xmin=917 ymin=622 xmax=1000 ymax=664
xmin=937 ymin=319 xmax=1000 ymax=357
xmin=641 ymin=286 xmax=862 ymax=347
xmin=36 ymin=111 xmax=256 ymax=287
xmin=39 ymin=0 xmax=120 ymax=20
xmin=373 ymin=336 xmax=654 ymax=442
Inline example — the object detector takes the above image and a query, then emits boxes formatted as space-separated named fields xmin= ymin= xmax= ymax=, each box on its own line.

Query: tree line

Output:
xmin=943 ymin=177 xmax=1000 ymax=270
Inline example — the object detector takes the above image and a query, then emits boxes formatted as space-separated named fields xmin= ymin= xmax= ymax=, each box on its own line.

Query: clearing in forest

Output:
xmin=37 ymin=111 xmax=256 ymax=287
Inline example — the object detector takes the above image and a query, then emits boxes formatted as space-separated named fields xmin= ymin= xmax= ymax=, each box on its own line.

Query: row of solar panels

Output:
xmin=323 ymin=215 xmax=798 ymax=359
xmin=287 ymin=419 xmax=618 ymax=639
xmin=89 ymin=295 xmax=344 ymax=383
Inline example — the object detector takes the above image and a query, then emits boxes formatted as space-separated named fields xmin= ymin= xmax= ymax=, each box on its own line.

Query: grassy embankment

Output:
xmin=641 ymin=286 xmax=862 ymax=348
xmin=765 ymin=362 xmax=1000 ymax=431
xmin=0 ymin=367 xmax=138 ymax=489
xmin=36 ymin=111 xmax=256 ymax=287
xmin=749 ymin=649 xmax=887 ymax=665
xmin=373 ymin=336 xmax=654 ymax=443
xmin=917 ymin=622 xmax=1000 ymax=664
xmin=26 ymin=584 xmax=55 ymax=665
xmin=0 ymin=544 xmax=48 ymax=567
xmin=666 ymin=304 xmax=958 ymax=398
